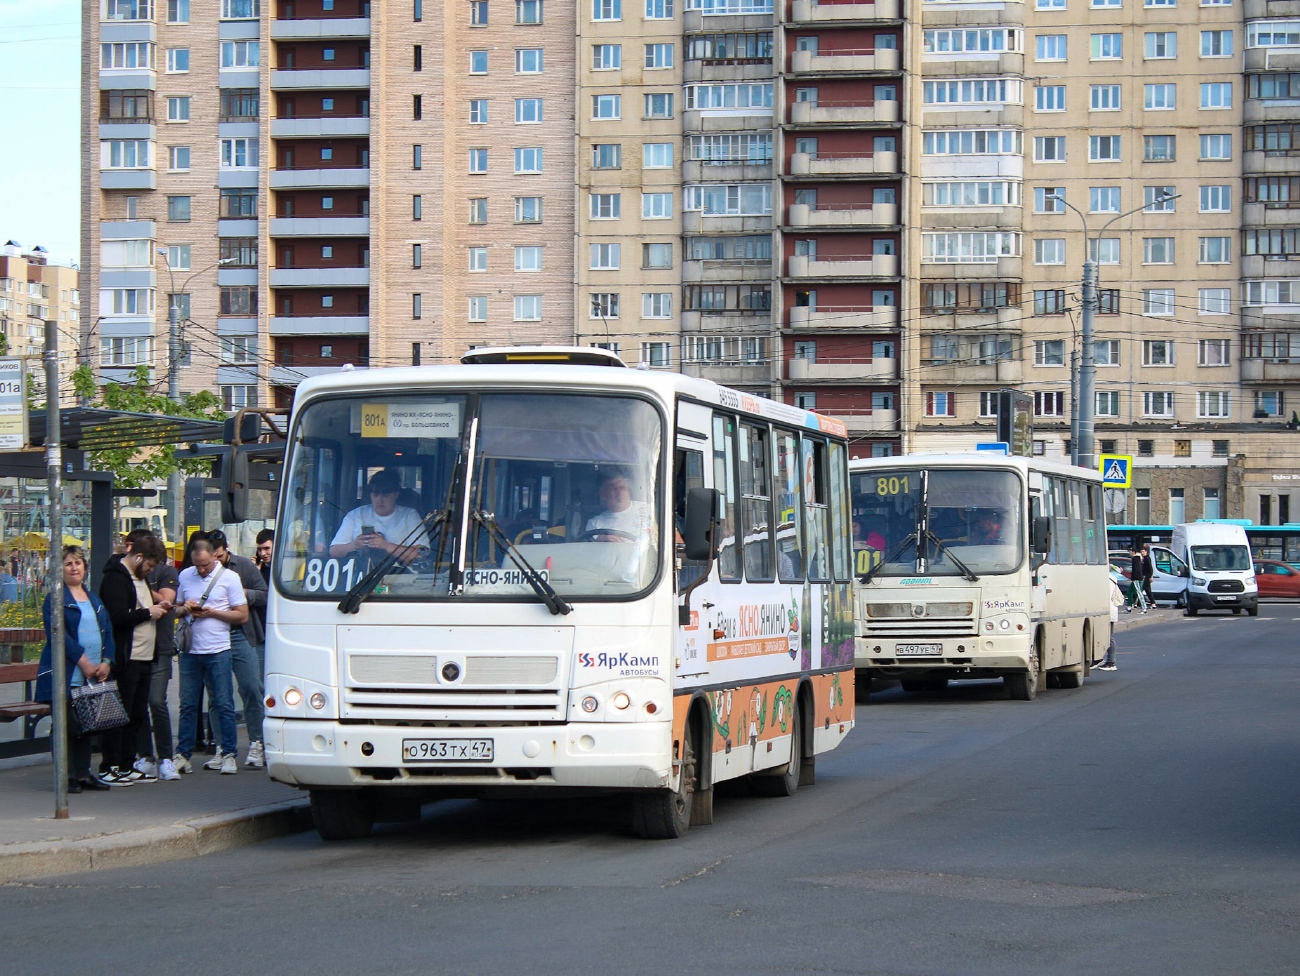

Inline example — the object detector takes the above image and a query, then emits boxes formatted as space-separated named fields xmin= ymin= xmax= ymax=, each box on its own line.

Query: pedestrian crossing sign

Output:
xmin=1099 ymin=454 xmax=1132 ymax=488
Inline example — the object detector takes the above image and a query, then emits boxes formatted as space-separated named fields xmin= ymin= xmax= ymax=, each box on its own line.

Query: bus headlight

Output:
xmin=284 ymin=688 xmax=303 ymax=707
xmin=999 ymin=619 xmax=1011 ymax=630
xmin=309 ymin=692 xmax=327 ymax=710
xmin=983 ymin=621 xmax=994 ymax=632
xmin=581 ymin=695 xmax=599 ymax=713
xmin=612 ymin=692 xmax=631 ymax=710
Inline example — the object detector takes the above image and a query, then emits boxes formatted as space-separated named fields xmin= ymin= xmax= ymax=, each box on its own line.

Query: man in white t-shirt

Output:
xmin=585 ymin=469 xmax=656 ymax=543
xmin=173 ymin=540 xmax=248 ymax=776
xmin=329 ymin=469 xmax=431 ymax=564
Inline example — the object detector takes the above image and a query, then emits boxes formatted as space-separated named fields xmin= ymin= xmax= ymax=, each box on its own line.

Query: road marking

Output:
xmin=797 ymin=870 xmax=1149 ymax=907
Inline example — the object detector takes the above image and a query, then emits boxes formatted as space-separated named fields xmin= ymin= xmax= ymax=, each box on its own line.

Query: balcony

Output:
xmin=918 ymin=307 xmax=1023 ymax=330
xmin=920 ymin=257 xmax=1023 ymax=279
xmin=787 ymin=357 xmax=897 ymax=381
xmin=682 ymin=259 xmax=773 ymax=282
xmin=1243 ymin=254 xmax=1300 ymax=277
xmin=1243 ymin=201 xmax=1300 ymax=228
xmin=100 ymin=169 xmax=157 ymax=190
xmin=1243 ymin=305 xmax=1300 ymax=329
xmin=1245 ymin=47 xmax=1300 ymax=72
xmin=269 ymin=315 xmax=370 ymax=336
xmin=682 ymin=6 xmax=777 ymax=33
xmin=921 ymin=207 xmax=1022 ymax=230
xmin=269 ymin=267 xmax=370 ymax=288
xmin=921 ymin=154 xmax=1022 ymax=179
xmin=271 ymin=17 xmax=371 ymax=39
xmin=684 ymin=111 xmax=777 ymax=134
xmin=839 ymin=409 xmax=899 ymax=435
xmin=270 ymin=167 xmax=370 ymax=189
xmin=1244 ymin=149 xmax=1300 ymax=176
xmin=270 ymin=68 xmax=371 ymax=90
xmin=1244 ymin=99 xmax=1300 ymax=124
xmin=270 ymin=363 xmax=366 ymax=385
xmin=683 ymin=61 xmax=774 ymax=84
xmin=787 ymin=202 xmax=898 ymax=228
xmin=269 ymin=216 xmax=370 ymax=236
xmin=682 ymin=159 xmax=774 ymax=182
xmin=787 ymin=253 xmax=899 ymax=278
xmin=788 ymin=99 xmax=900 ymax=125
xmin=1241 ymin=359 xmax=1300 ymax=382
xmin=787 ymin=150 xmax=898 ymax=176
xmin=682 ymin=310 xmax=772 ymax=332
xmin=920 ymin=360 xmax=1022 ymax=384
xmin=682 ymin=212 xmax=773 ymax=233
xmin=270 ymin=117 xmax=371 ymax=138
xmin=787 ymin=305 xmax=898 ymax=331
xmin=789 ymin=48 xmax=901 ymax=75
xmin=680 ymin=362 xmax=773 ymax=387
xmin=922 ymin=52 xmax=1023 ymax=77
xmin=790 ymin=0 xmax=900 ymax=21
xmin=1244 ymin=0 xmax=1300 ymax=16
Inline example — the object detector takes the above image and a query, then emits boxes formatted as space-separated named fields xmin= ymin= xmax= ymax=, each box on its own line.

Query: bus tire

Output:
xmin=632 ymin=718 xmax=697 ymax=839
xmin=310 ymin=789 xmax=375 ymax=841
xmin=1056 ymin=626 xmax=1088 ymax=690
xmin=751 ymin=697 xmax=802 ymax=798
xmin=854 ymin=669 xmax=872 ymax=704
xmin=1006 ymin=640 xmax=1040 ymax=701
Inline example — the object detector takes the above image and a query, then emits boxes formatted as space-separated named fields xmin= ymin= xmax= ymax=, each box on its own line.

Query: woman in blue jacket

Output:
xmin=36 ymin=546 xmax=116 ymax=793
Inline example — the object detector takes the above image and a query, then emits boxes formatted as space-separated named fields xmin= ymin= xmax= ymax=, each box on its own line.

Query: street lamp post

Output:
xmin=1045 ymin=191 xmax=1179 ymax=472
xmin=155 ymin=251 xmax=234 ymax=543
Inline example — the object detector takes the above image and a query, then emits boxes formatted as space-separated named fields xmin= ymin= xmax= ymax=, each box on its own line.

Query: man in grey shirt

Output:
xmin=208 ymin=530 xmax=269 ymax=769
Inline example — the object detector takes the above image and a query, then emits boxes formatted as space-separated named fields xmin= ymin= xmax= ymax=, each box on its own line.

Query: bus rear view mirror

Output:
xmin=683 ymin=487 xmax=720 ymax=562
xmin=1032 ymin=515 xmax=1052 ymax=554
xmin=220 ymin=449 xmax=251 ymax=524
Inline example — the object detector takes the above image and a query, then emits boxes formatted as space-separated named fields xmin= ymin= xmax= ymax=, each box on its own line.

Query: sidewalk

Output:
xmin=0 ymin=730 xmax=311 ymax=883
xmin=1114 ymin=605 xmax=1184 ymax=633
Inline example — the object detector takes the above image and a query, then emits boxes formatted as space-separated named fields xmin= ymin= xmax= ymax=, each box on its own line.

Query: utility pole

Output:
xmin=166 ymin=296 xmax=183 ymax=547
xmin=45 ymin=320 xmax=68 ymax=819
xmin=1070 ymin=347 xmax=1079 ymax=466
xmin=1078 ymin=258 xmax=1099 ymax=473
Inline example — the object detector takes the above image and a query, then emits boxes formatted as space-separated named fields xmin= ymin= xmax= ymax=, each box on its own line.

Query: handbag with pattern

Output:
xmin=69 ymin=679 xmax=130 ymax=736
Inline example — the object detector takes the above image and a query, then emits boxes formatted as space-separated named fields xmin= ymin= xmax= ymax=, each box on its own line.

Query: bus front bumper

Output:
xmin=855 ymin=634 xmax=1032 ymax=673
xmin=264 ymin=718 xmax=675 ymax=791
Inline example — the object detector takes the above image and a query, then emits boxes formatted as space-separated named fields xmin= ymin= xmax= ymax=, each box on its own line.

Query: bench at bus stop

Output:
xmin=0 ymin=661 xmax=51 ymax=759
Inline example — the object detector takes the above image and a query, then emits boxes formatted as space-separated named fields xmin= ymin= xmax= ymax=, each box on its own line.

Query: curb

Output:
xmin=0 ymin=799 xmax=312 ymax=883
xmin=1114 ymin=609 xmax=1183 ymax=633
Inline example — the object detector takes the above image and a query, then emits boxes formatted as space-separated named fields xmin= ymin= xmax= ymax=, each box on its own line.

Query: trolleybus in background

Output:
xmin=850 ymin=454 xmax=1111 ymax=701
xmin=261 ymin=347 xmax=856 ymax=840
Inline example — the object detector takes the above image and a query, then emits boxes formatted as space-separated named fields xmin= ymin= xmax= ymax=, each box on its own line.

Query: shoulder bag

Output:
xmin=69 ymin=679 xmax=129 ymax=736
xmin=175 ymin=565 xmax=226 ymax=654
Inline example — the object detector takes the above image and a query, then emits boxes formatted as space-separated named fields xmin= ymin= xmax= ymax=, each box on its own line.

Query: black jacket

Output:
xmin=98 ymin=554 xmax=154 ymax=667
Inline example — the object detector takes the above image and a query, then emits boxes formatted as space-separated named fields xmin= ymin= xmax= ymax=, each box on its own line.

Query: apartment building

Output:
xmin=81 ymin=0 xmax=1300 ymax=513
xmin=0 ymin=242 xmax=81 ymax=381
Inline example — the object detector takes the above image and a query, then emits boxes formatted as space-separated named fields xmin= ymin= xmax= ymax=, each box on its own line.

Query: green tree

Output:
xmin=69 ymin=364 xmax=225 ymax=488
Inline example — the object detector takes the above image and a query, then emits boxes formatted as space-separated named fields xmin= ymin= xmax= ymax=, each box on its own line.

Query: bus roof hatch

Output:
xmin=459 ymin=346 xmax=627 ymax=368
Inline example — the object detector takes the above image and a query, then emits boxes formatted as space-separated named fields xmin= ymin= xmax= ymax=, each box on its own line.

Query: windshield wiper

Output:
xmin=859 ymin=533 xmax=918 ymax=585
xmin=337 ymin=508 xmax=449 ymax=614
xmin=473 ymin=510 xmax=573 ymax=616
xmin=922 ymin=529 xmax=980 ymax=582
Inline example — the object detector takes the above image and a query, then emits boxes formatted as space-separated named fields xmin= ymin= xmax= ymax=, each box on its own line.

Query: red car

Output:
xmin=1253 ymin=559 xmax=1300 ymax=599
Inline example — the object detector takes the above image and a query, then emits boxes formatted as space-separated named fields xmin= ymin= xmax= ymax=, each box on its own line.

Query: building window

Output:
xmin=164 ymin=244 xmax=191 ymax=270
xmin=592 ymin=144 xmax=622 ymax=169
xmin=1203 ymin=488 xmax=1221 ymax=519
xmin=1035 ymin=34 xmax=1067 ymax=60
xmin=925 ymin=392 xmax=956 ymax=417
xmin=646 ymin=43 xmax=674 ymax=68
xmin=1200 ymin=134 xmax=1232 ymax=160
xmin=1035 ymin=187 xmax=1065 ymax=213
xmin=1034 ymin=290 xmax=1066 ymax=315
xmin=641 ymin=342 xmax=670 ymax=368
xmin=517 ymin=48 xmax=543 ymax=72
xmin=1091 ymin=33 xmax=1123 ymax=59
xmin=1034 ymin=391 xmax=1065 ymax=416
xmin=920 ymin=232 xmax=1019 ymax=263
xmin=100 ymin=336 xmax=153 ymax=367
xmin=468 ymin=148 xmax=488 ymax=173
xmin=1144 ymin=31 xmax=1177 ymax=59
xmin=794 ymin=392 xmax=816 ymax=411
xmin=514 ymin=295 xmax=542 ymax=321
xmin=413 ymin=145 xmax=422 ymax=170
xmin=413 ymin=94 xmax=423 ymax=120
xmin=590 ymin=293 xmax=620 ymax=319
xmin=1034 ymin=239 xmax=1066 ymax=265
xmin=468 ymin=296 xmax=487 ymax=321
xmin=221 ymin=386 xmax=257 ymax=411
xmin=1213 ymin=440 xmax=1230 ymax=458
xmin=220 ymin=137 xmax=258 ymax=168
xmin=166 ymin=96 xmax=190 ymax=122
xmin=413 ymin=195 xmax=423 ymax=220
xmin=1201 ymin=30 xmax=1233 ymax=57
xmin=514 ymin=148 xmax=543 ymax=173
xmin=642 ymin=192 xmax=673 ymax=219
xmin=1198 ymin=391 xmax=1231 ymax=417
xmin=219 ymin=337 xmax=254 ymax=365
xmin=1143 ymin=340 xmax=1175 ymax=366
xmin=167 ymin=196 xmax=191 ymax=222
xmin=1035 ymin=339 xmax=1066 ymax=365
xmin=1090 ymin=135 xmax=1121 ymax=161
xmin=590 ymin=193 xmax=622 ymax=219
xmin=1201 ymin=83 xmax=1233 ymax=109
xmin=1143 ymin=237 xmax=1175 ymax=264
xmin=515 ymin=197 xmax=542 ymax=223
xmin=219 ymin=40 xmax=259 ymax=68
xmin=470 ymin=0 xmax=488 ymax=23
xmin=1094 ymin=339 xmax=1120 ymax=365
xmin=468 ymin=198 xmax=487 ymax=223
xmin=1169 ymin=488 xmax=1186 ymax=523
xmin=1034 ymin=136 xmax=1066 ymax=162
xmin=219 ymin=238 xmax=256 ymax=266
xmin=589 ymin=243 xmax=621 ymax=269
xmin=1144 ymin=135 xmax=1176 ymax=161
xmin=468 ymin=247 xmax=487 ymax=271
xmin=469 ymin=99 xmax=488 ymax=124
xmin=515 ymin=98 xmax=544 ymax=123
xmin=643 ymin=293 xmax=672 ymax=318
xmin=168 ymin=146 xmax=190 ymax=171
xmin=646 ymin=0 xmax=672 ymax=17
xmin=1096 ymin=391 xmax=1121 ymax=417
xmin=412 ymin=244 xmax=422 ymax=269
xmin=412 ymin=293 xmax=422 ymax=319
xmin=593 ymin=94 xmax=621 ymax=119
xmin=1144 ymin=84 xmax=1176 ymax=111
xmin=644 ymin=93 xmax=674 ymax=118
xmin=593 ymin=44 xmax=622 ymax=70
xmin=516 ymin=0 xmax=542 ymax=23
xmin=1196 ymin=237 xmax=1230 ymax=265
xmin=1099 ymin=291 xmax=1121 ymax=314
xmin=593 ymin=0 xmax=621 ymax=18
xmin=1143 ymin=289 xmax=1175 ymax=315
xmin=168 ymin=0 xmax=189 ymax=22
xmin=1255 ymin=391 xmax=1285 ymax=416
xmin=1090 ymin=85 xmax=1120 ymax=111
xmin=1090 ymin=238 xmax=1120 ymax=264
xmin=1143 ymin=391 xmax=1175 ymax=417
xmin=642 ymin=243 xmax=673 ymax=269
xmin=514 ymin=246 xmax=542 ymax=272
xmin=219 ymin=188 xmax=256 ymax=217
xmin=1089 ymin=187 xmax=1120 ymax=213
xmin=101 ymin=41 xmax=155 ymax=69
xmin=221 ymin=0 xmax=259 ymax=18
xmin=643 ymin=143 xmax=673 ymax=168
xmin=219 ymin=286 xmax=257 ymax=316
xmin=469 ymin=50 xmax=488 ymax=74
xmin=166 ymin=48 xmax=190 ymax=73
xmin=1197 ymin=289 xmax=1230 ymax=317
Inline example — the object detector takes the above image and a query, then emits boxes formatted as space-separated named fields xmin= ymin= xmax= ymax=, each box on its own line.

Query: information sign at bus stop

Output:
xmin=1099 ymin=454 xmax=1133 ymax=488
xmin=0 ymin=357 xmax=27 ymax=450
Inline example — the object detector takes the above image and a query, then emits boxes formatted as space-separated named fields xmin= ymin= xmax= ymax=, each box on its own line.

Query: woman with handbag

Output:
xmin=35 ymin=546 xmax=118 ymax=793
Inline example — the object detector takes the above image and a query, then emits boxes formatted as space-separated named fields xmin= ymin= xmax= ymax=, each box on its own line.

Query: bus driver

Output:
xmin=585 ymin=469 xmax=656 ymax=543
xmin=329 ymin=469 xmax=431 ymax=563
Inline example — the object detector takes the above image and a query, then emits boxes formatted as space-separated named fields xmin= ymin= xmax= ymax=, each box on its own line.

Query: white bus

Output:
xmin=264 ymin=348 xmax=856 ymax=840
xmin=850 ymin=454 xmax=1111 ymax=701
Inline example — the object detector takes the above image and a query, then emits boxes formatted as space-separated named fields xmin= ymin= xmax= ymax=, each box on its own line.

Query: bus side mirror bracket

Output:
xmin=219 ymin=448 xmax=251 ymax=524
xmin=679 ymin=488 xmax=721 ymax=626
xmin=1031 ymin=516 xmax=1051 ymax=555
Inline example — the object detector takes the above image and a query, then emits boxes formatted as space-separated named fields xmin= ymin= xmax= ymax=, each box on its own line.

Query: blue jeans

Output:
xmin=177 ymin=650 xmax=237 ymax=758
xmin=208 ymin=630 xmax=264 ymax=748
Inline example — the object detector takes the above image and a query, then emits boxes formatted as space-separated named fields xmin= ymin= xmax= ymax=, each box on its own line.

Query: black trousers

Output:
xmin=57 ymin=701 xmax=95 ymax=780
xmin=103 ymin=659 xmax=152 ymax=772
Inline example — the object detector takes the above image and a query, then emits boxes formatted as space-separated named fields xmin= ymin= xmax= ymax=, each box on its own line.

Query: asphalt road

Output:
xmin=6 ymin=607 xmax=1300 ymax=976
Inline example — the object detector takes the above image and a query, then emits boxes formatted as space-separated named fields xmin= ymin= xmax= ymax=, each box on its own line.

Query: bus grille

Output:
xmin=343 ymin=653 xmax=564 ymax=720
xmin=1207 ymin=579 xmax=1244 ymax=593
xmin=863 ymin=601 xmax=976 ymax=638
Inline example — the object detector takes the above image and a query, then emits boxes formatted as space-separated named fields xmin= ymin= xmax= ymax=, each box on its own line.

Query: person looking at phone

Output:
xmin=329 ymin=468 xmax=430 ymax=563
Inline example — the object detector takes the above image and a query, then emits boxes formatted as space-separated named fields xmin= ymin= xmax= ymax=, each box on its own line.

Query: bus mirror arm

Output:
xmin=1031 ymin=516 xmax=1052 ymax=555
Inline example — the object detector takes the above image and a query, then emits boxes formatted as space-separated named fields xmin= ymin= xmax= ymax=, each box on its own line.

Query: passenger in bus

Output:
xmin=970 ymin=509 xmax=1007 ymax=545
xmin=584 ymin=469 xmax=656 ymax=543
xmin=328 ymin=469 xmax=431 ymax=563
xmin=853 ymin=516 xmax=887 ymax=553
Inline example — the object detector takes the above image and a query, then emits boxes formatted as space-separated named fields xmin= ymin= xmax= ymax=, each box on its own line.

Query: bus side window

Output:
xmin=740 ymin=422 xmax=774 ymax=582
xmin=675 ymin=447 xmax=708 ymax=592
xmin=712 ymin=415 xmax=742 ymax=581
xmin=1052 ymin=477 xmax=1071 ymax=564
xmin=1084 ymin=483 xmax=1103 ymax=564
xmin=775 ymin=430 xmax=804 ymax=582
xmin=1068 ymin=480 xmax=1085 ymax=564
xmin=828 ymin=440 xmax=851 ymax=582
xmin=1041 ymin=478 xmax=1059 ymax=563
xmin=803 ymin=437 xmax=830 ymax=581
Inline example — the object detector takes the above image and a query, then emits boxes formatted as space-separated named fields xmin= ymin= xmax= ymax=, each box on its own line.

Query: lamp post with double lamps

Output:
xmin=1045 ymin=191 xmax=1179 ymax=471
xmin=155 ymin=249 xmax=236 ymax=543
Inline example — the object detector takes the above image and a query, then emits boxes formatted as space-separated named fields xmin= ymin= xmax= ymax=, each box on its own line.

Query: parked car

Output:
xmin=1253 ymin=558 xmax=1300 ymax=599
xmin=1107 ymin=546 xmax=1188 ymax=606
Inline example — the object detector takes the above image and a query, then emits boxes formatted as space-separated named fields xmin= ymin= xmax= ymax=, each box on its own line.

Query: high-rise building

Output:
xmin=0 ymin=242 xmax=81 ymax=390
xmin=81 ymin=0 xmax=1300 ymax=519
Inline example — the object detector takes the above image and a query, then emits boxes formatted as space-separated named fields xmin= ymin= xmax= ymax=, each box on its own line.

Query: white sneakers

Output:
xmin=171 ymin=753 xmax=193 ymax=774
xmin=204 ymin=748 xmax=227 ymax=771
xmin=158 ymin=758 xmax=181 ymax=781
xmin=245 ymin=741 xmax=265 ymax=768
xmin=133 ymin=757 xmax=158 ymax=778
xmin=220 ymin=753 xmax=238 ymax=775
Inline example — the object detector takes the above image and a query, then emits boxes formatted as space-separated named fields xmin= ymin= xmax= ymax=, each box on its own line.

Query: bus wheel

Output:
xmin=632 ymin=721 xmax=697 ymax=839
xmin=310 ymin=789 xmax=375 ymax=841
xmin=1006 ymin=642 xmax=1040 ymax=701
xmin=1056 ymin=627 xmax=1088 ymax=690
xmin=854 ymin=670 xmax=873 ymax=704
xmin=752 ymin=698 xmax=802 ymax=798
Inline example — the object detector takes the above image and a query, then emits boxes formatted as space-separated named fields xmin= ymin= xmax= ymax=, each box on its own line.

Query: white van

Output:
xmin=1171 ymin=522 xmax=1258 ymax=616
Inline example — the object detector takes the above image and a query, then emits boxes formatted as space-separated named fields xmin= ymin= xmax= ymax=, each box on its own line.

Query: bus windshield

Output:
xmin=276 ymin=391 xmax=663 ymax=601
xmin=1189 ymin=545 xmax=1252 ymax=572
xmin=851 ymin=468 xmax=1024 ymax=576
